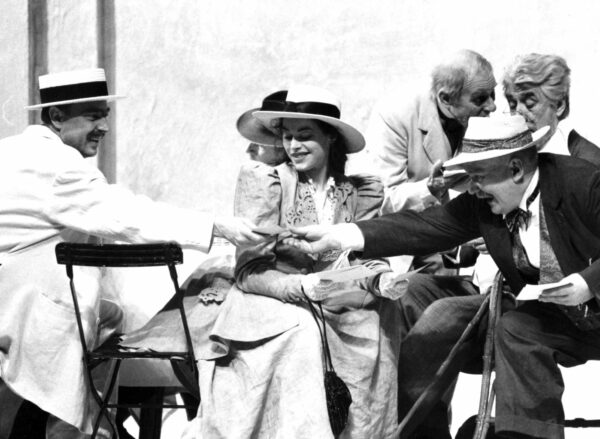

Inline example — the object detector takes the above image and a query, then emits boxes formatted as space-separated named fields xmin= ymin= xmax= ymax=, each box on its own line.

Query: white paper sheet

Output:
xmin=516 ymin=281 xmax=573 ymax=301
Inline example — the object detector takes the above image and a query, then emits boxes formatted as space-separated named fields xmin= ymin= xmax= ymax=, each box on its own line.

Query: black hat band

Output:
xmin=39 ymin=81 xmax=109 ymax=105
xmin=260 ymin=94 xmax=341 ymax=119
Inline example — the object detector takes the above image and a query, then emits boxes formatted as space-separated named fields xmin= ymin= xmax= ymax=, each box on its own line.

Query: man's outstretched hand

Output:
xmin=213 ymin=216 xmax=270 ymax=246
xmin=282 ymin=223 xmax=364 ymax=254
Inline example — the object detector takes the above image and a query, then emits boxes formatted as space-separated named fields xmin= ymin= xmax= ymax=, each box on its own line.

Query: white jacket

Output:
xmin=0 ymin=125 xmax=214 ymax=432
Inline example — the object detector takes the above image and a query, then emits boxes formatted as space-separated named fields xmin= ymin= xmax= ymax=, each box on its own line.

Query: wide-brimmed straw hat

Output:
xmin=444 ymin=115 xmax=552 ymax=168
xmin=236 ymin=90 xmax=286 ymax=146
xmin=26 ymin=68 xmax=124 ymax=110
xmin=252 ymin=85 xmax=365 ymax=153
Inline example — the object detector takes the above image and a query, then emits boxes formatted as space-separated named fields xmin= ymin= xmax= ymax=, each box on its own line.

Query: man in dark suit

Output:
xmin=286 ymin=115 xmax=600 ymax=439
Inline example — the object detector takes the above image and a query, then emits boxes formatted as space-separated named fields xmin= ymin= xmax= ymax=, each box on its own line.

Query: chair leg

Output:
xmin=180 ymin=392 xmax=200 ymax=420
xmin=473 ymin=272 xmax=503 ymax=439
xmin=91 ymin=359 xmax=121 ymax=439
xmin=394 ymin=294 xmax=491 ymax=438
xmin=138 ymin=387 xmax=164 ymax=439
xmin=479 ymin=382 xmax=495 ymax=439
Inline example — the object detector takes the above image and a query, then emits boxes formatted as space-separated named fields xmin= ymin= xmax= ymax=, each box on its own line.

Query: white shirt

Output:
xmin=307 ymin=176 xmax=337 ymax=224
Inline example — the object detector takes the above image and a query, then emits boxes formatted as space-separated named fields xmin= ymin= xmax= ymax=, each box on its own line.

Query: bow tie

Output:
xmin=505 ymin=208 xmax=532 ymax=233
xmin=505 ymin=182 xmax=540 ymax=233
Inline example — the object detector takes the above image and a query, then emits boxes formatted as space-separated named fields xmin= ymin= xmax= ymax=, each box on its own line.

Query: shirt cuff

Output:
xmin=170 ymin=209 xmax=215 ymax=253
xmin=342 ymin=223 xmax=365 ymax=252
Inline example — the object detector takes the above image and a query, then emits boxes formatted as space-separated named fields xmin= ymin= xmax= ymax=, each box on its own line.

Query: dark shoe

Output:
xmin=9 ymin=400 xmax=49 ymax=439
xmin=454 ymin=414 xmax=503 ymax=439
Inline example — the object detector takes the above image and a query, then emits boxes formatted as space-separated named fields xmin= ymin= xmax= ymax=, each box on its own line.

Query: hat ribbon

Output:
xmin=40 ymin=81 xmax=109 ymax=105
xmin=261 ymin=99 xmax=341 ymax=119
xmin=461 ymin=130 xmax=532 ymax=153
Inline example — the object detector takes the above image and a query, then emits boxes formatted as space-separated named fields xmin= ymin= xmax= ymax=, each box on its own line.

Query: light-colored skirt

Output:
xmin=196 ymin=286 xmax=402 ymax=438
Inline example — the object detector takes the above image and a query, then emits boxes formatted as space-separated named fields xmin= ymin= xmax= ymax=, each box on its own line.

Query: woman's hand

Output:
xmin=300 ymin=273 xmax=341 ymax=301
xmin=376 ymin=271 xmax=410 ymax=300
xmin=278 ymin=288 xmax=306 ymax=303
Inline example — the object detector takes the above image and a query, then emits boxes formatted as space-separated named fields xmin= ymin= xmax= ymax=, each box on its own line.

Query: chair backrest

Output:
xmin=55 ymin=242 xmax=193 ymax=365
xmin=55 ymin=242 xmax=183 ymax=268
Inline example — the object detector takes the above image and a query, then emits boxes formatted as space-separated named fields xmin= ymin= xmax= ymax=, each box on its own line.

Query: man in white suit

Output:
xmin=0 ymin=68 xmax=265 ymax=438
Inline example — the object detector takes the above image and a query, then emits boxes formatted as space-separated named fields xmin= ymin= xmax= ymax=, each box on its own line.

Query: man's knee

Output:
xmin=495 ymin=310 xmax=526 ymax=353
xmin=417 ymin=298 xmax=473 ymax=337
xmin=401 ymin=274 xmax=448 ymax=309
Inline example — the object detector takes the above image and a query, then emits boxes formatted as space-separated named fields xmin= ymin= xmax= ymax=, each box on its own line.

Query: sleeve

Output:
xmin=578 ymin=171 xmax=600 ymax=298
xmin=44 ymin=159 xmax=214 ymax=252
xmin=348 ymin=174 xmax=392 ymax=293
xmin=357 ymin=192 xmax=481 ymax=259
xmin=365 ymin=98 xmax=439 ymax=214
xmin=233 ymin=163 xmax=303 ymax=300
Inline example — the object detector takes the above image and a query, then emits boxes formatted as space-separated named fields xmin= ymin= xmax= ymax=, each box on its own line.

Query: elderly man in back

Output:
xmin=363 ymin=49 xmax=497 ymax=437
xmin=366 ymin=49 xmax=496 ymax=214
xmin=365 ymin=49 xmax=497 ymax=279
xmin=0 ymin=68 xmax=265 ymax=439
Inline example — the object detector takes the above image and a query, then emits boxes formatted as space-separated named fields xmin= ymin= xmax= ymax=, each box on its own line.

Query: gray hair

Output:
xmin=503 ymin=53 xmax=571 ymax=120
xmin=431 ymin=49 xmax=494 ymax=103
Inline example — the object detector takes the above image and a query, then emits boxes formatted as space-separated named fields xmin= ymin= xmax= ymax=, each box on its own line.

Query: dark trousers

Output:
xmin=495 ymin=302 xmax=600 ymax=439
xmin=398 ymin=274 xmax=482 ymax=439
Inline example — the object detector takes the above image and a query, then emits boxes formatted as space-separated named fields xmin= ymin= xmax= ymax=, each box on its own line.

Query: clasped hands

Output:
xmin=213 ymin=215 xmax=356 ymax=256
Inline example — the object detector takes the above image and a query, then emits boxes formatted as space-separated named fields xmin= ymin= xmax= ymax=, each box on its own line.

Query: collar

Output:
xmin=518 ymin=169 xmax=540 ymax=211
xmin=418 ymin=94 xmax=444 ymax=132
xmin=24 ymin=124 xmax=62 ymax=142
xmin=539 ymin=122 xmax=570 ymax=156
xmin=306 ymin=175 xmax=337 ymax=192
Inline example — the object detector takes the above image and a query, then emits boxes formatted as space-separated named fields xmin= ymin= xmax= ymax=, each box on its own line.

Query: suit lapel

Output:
xmin=539 ymin=156 xmax=577 ymax=274
xmin=418 ymin=95 xmax=453 ymax=165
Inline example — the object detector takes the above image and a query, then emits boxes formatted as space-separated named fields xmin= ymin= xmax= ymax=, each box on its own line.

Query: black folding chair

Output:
xmin=55 ymin=242 xmax=199 ymax=439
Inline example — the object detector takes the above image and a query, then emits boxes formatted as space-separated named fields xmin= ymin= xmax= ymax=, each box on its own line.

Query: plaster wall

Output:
xmin=2 ymin=0 xmax=600 ymax=214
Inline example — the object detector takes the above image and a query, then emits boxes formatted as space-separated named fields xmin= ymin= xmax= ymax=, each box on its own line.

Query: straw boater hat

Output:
xmin=252 ymin=85 xmax=365 ymax=153
xmin=236 ymin=90 xmax=286 ymax=146
xmin=26 ymin=68 xmax=124 ymax=110
xmin=443 ymin=115 xmax=552 ymax=169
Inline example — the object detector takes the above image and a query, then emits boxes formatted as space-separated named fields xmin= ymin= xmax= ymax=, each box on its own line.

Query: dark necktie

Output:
xmin=505 ymin=183 xmax=540 ymax=233
xmin=507 ymin=182 xmax=540 ymax=284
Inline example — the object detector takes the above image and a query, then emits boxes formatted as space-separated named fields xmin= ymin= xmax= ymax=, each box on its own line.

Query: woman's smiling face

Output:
xmin=281 ymin=118 xmax=332 ymax=175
